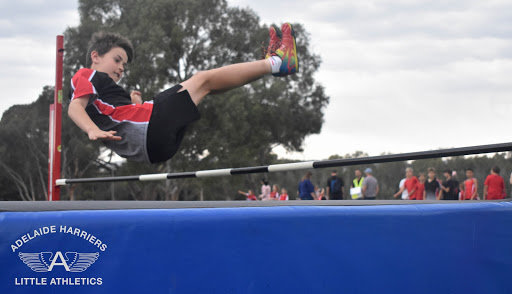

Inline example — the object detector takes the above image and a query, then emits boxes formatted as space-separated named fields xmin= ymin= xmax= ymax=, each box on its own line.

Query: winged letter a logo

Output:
xmin=18 ymin=252 xmax=99 ymax=272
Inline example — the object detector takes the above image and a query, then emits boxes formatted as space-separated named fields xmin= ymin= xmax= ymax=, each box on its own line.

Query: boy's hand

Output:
xmin=88 ymin=129 xmax=122 ymax=141
xmin=130 ymin=90 xmax=142 ymax=105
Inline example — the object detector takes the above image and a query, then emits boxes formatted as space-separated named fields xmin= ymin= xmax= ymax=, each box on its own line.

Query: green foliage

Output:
xmin=58 ymin=0 xmax=329 ymax=200
xmin=2 ymin=0 xmax=510 ymax=201
xmin=0 ymin=87 xmax=53 ymax=200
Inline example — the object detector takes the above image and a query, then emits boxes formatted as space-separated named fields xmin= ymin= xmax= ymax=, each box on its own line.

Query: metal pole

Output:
xmin=56 ymin=142 xmax=512 ymax=185
xmin=48 ymin=35 xmax=64 ymax=201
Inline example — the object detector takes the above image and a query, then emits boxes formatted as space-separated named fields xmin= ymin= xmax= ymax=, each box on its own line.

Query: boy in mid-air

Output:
xmin=68 ymin=23 xmax=298 ymax=163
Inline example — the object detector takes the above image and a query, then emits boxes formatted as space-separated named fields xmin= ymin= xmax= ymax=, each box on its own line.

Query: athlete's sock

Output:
xmin=267 ymin=56 xmax=282 ymax=74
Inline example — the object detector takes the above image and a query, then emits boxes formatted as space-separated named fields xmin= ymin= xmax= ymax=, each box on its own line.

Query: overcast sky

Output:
xmin=1 ymin=0 xmax=511 ymax=161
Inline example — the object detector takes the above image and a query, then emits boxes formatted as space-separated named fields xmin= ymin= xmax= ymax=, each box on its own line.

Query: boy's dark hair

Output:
xmin=427 ymin=167 xmax=435 ymax=173
xmin=466 ymin=168 xmax=473 ymax=172
xmin=86 ymin=31 xmax=134 ymax=67
xmin=492 ymin=166 xmax=500 ymax=174
xmin=443 ymin=169 xmax=452 ymax=174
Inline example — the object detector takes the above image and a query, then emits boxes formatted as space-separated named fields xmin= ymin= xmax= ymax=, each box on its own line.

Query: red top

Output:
xmin=416 ymin=182 xmax=425 ymax=200
xmin=270 ymin=192 xmax=279 ymax=199
xmin=246 ymin=193 xmax=257 ymax=201
xmin=71 ymin=68 xmax=153 ymax=123
xmin=484 ymin=174 xmax=505 ymax=200
xmin=279 ymin=194 xmax=289 ymax=201
xmin=464 ymin=179 xmax=476 ymax=200
xmin=404 ymin=177 xmax=419 ymax=200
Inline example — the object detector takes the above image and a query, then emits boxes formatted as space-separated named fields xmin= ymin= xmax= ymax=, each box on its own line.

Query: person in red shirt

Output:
xmin=279 ymin=188 xmax=289 ymax=201
xmin=463 ymin=168 xmax=478 ymax=200
xmin=393 ymin=168 xmax=419 ymax=200
xmin=270 ymin=184 xmax=280 ymax=200
xmin=484 ymin=166 xmax=505 ymax=200
xmin=416 ymin=173 xmax=425 ymax=200
xmin=238 ymin=189 xmax=257 ymax=201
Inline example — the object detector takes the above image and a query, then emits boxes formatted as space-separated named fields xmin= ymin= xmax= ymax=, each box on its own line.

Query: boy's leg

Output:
xmin=180 ymin=60 xmax=271 ymax=105
xmin=180 ymin=22 xmax=298 ymax=106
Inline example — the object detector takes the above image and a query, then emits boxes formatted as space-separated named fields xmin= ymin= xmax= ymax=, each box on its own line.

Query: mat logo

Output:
xmin=18 ymin=251 xmax=99 ymax=272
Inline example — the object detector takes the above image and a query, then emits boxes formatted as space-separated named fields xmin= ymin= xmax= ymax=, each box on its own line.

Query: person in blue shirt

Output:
xmin=298 ymin=171 xmax=317 ymax=200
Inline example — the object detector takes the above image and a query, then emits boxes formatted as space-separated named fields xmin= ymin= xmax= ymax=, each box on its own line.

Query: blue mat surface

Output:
xmin=1 ymin=202 xmax=511 ymax=293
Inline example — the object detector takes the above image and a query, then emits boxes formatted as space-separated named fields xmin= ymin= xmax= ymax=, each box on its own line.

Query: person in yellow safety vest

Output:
xmin=350 ymin=169 xmax=365 ymax=199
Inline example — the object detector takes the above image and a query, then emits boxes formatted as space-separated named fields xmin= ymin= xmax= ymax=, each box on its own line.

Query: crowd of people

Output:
xmin=392 ymin=166 xmax=507 ymax=200
xmin=238 ymin=179 xmax=289 ymax=201
xmin=238 ymin=166 xmax=510 ymax=201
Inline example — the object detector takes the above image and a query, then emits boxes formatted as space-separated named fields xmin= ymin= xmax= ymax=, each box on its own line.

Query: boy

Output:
xmin=393 ymin=168 xmax=418 ymax=200
xmin=462 ymin=168 xmax=478 ymax=200
xmin=440 ymin=169 xmax=459 ymax=200
xmin=424 ymin=168 xmax=441 ymax=200
xmin=483 ymin=166 xmax=505 ymax=200
xmin=68 ymin=24 xmax=298 ymax=163
xmin=416 ymin=172 xmax=425 ymax=200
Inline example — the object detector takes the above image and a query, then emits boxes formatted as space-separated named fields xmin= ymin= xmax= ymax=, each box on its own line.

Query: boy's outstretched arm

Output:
xmin=68 ymin=97 xmax=122 ymax=141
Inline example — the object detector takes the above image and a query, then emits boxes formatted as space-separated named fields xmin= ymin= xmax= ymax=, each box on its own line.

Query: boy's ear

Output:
xmin=90 ymin=50 xmax=101 ymax=65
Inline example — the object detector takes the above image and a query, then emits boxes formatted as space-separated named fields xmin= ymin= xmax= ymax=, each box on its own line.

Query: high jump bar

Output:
xmin=55 ymin=142 xmax=512 ymax=186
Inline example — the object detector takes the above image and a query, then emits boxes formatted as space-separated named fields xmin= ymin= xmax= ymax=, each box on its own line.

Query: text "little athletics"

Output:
xmin=15 ymin=277 xmax=103 ymax=286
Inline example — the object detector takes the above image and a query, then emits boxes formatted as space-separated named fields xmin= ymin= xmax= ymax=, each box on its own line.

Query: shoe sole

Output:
xmin=266 ymin=25 xmax=283 ymax=59
xmin=277 ymin=23 xmax=299 ymax=76
xmin=288 ymin=23 xmax=299 ymax=74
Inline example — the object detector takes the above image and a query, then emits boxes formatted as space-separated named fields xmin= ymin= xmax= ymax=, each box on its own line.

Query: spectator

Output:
xmin=326 ymin=170 xmax=344 ymax=200
xmin=270 ymin=184 xmax=280 ymax=200
xmin=509 ymin=172 xmax=512 ymax=185
xmin=298 ymin=171 xmax=316 ymax=200
xmin=395 ymin=178 xmax=409 ymax=200
xmin=259 ymin=179 xmax=271 ymax=201
xmin=462 ymin=168 xmax=478 ymax=200
xmin=483 ymin=166 xmax=505 ymax=200
xmin=362 ymin=168 xmax=379 ymax=200
xmin=440 ymin=170 xmax=459 ymax=200
xmin=279 ymin=188 xmax=289 ymax=201
xmin=458 ymin=182 xmax=465 ymax=200
xmin=417 ymin=173 xmax=426 ymax=200
xmin=316 ymin=185 xmax=327 ymax=200
xmin=350 ymin=169 xmax=364 ymax=200
xmin=238 ymin=189 xmax=257 ymax=201
xmin=393 ymin=168 xmax=418 ymax=200
xmin=424 ymin=168 xmax=441 ymax=200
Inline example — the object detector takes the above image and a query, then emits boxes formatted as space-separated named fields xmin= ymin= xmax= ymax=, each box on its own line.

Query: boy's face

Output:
xmin=90 ymin=47 xmax=128 ymax=83
xmin=466 ymin=170 xmax=473 ymax=178
xmin=428 ymin=171 xmax=435 ymax=179
xmin=419 ymin=174 xmax=426 ymax=182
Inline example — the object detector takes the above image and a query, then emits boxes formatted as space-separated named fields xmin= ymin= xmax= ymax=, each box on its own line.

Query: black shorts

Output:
xmin=146 ymin=85 xmax=200 ymax=163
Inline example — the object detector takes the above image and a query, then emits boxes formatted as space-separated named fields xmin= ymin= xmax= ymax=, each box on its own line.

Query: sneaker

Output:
xmin=265 ymin=25 xmax=282 ymax=59
xmin=273 ymin=22 xmax=299 ymax=76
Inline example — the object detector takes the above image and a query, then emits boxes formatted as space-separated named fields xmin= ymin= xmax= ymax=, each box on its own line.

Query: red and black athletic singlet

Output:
xmin=70 ymin=68 xmax=153 ymax=162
